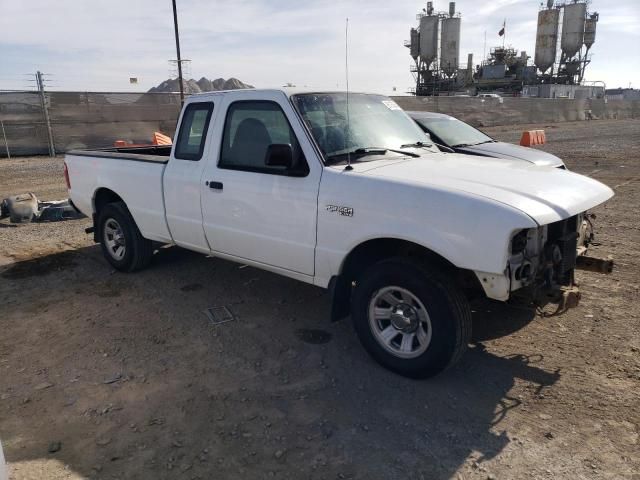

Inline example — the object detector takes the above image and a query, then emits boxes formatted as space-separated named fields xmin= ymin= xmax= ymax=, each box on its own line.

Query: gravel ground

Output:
xmin=0 ymin=119 xmax=638 ymax=480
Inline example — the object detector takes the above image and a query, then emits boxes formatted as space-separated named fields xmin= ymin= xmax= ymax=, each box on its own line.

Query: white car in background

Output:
xmin=408 ymin=111 xmax=566 ymax=168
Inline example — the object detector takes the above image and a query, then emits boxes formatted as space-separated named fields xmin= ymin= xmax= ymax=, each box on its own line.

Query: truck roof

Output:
xmin=188 ymin=87 xmax=383 ymax=99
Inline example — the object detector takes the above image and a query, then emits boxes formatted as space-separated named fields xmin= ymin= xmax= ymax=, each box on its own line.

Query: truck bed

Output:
xmin=65 ymin=147 xmax=172 ymax=243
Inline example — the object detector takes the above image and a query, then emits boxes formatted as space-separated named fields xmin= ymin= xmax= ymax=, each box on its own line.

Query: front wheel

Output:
xmin=98 ymin=201 xmax=153 ymax=272
xmin=351 ymin=258 xmax=471 ymax=378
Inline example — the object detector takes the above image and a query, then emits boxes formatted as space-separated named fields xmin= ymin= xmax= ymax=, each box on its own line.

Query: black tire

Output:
xmin=97 ymin=201 xmax=153 ymax=272
xmin=351 ymin=257 xmax=471 ymax=378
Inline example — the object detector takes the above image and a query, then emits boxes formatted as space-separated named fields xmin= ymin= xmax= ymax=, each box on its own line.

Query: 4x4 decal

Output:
xmin=326 ymin=205 xmax=353 ymax=217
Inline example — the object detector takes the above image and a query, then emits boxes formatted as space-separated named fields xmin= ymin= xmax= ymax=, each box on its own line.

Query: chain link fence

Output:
xmin=0 ymin=91 xmax=182 ymax=157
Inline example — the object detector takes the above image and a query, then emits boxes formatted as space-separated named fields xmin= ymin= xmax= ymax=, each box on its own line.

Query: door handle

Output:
xmin=207 ymin=181 xmax=223 ymax=190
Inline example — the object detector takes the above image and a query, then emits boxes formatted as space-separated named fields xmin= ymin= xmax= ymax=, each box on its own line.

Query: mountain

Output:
xmin=148 ymin=77 xmax=253 ymax=93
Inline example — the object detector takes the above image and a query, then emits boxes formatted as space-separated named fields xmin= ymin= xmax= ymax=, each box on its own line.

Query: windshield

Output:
xmin=291 ymin=93 xmax=431 ymax=162
xmin=415 ymin=116 xmax=493 ymax=147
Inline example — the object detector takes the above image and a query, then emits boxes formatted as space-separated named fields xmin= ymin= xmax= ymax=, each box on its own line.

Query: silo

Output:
xmin=409 ymin=28 xmax=420 ymax=59
xmin=419 ymin=15 xmax=439 ymax=65
xmin=561 ymin=2 xmax=586 ymax=58
xmin=440 ymin=17 xmax=460 ymax=76
xmin=584 ymin=13 xmax=598 ymax=49
xmin=534 ymin=8 xmax=559 ymax=73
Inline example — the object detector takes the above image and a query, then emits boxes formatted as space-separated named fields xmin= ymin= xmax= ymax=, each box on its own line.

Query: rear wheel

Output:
xmin=98 ymin=202 xmax=153 ymax=272
xmin=351 ymin=258 xmax=471 ymax=378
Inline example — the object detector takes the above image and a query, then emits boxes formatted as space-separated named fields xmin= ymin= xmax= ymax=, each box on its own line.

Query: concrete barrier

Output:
xmin=391 ymin=96 xmax=640 ymax=127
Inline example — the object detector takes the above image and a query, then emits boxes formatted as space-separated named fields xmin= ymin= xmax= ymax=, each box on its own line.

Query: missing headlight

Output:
xmin=511 ymin=229 xmax=529 ymax=255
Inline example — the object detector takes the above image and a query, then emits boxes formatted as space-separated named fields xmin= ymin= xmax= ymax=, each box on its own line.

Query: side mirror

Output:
xmin=265 ymin=144 xmax=293 ymax=169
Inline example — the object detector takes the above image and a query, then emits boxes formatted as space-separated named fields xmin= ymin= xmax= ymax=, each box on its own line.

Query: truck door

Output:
xmin=200 ymin=92 xmax=321 ymax=277
xmin=163 ymin=100 xmax=216 ymax=253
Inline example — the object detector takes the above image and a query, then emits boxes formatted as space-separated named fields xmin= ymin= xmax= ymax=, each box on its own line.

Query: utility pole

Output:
xmin=171 ymin=0 xmax=185 ymax=104
xmin=36 ymin=71 xmax=56 ymax=157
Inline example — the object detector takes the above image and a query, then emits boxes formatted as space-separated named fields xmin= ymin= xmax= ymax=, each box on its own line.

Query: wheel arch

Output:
xmin=93 ymin=188 xmax=124 ymax=216
xmin=329 ymin=237 xmax=483 ymax=321
xmin=91 ymin=188 xmax=126 ymax=243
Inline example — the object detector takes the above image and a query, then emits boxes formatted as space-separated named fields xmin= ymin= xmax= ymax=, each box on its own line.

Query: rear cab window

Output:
xmin=174 ymin=102 xmax=214 ymax=161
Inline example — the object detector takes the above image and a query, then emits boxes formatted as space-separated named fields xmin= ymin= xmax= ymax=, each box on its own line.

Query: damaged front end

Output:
xmin=507 ymin=213 xmax=612 ymax=314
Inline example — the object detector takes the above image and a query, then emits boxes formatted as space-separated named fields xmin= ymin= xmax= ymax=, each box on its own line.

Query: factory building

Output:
xmin=405 ymin=0 xmax=600 ymax=97
xmin=535 ymin=0 xmax=598 ymax=85
xmin=405 ymin=2 xmax=462 ymax=96
xmin=605 ymin=88 xmax=640 ymax=101
xmin=522 ymin=84 xmax=604 ymax=99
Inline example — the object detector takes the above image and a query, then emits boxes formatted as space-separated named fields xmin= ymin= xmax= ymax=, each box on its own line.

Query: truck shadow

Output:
xmin=471 ymin=299 xmax=539 ymax=342
xmin=0 ymin=246 xmax=560 ymax=479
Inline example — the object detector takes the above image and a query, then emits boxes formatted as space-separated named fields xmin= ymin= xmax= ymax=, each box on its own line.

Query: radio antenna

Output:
xmin=344 ymin=17 xmax=353 ymax=171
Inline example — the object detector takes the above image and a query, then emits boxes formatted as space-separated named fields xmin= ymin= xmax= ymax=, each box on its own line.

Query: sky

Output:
xmin=0 ymin=0 xmax=638 ymax=95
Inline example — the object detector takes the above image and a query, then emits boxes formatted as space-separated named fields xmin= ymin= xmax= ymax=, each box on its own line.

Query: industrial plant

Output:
xmin=405 ymin=0 xmax=601 ymax=98
xmin=406 ymin=1 xmax=463 ymax=96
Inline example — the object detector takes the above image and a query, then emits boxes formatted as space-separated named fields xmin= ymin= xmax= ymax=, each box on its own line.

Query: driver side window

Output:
xmin=218 ymin=101 xmax=308 ymax=175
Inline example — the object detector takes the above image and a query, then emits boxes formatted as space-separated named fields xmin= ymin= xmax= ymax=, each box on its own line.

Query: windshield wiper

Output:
xmin=453 ymin=140 xmax=495 ymax=148
xmin=381 ymin=147 xmax=420 ymax=158
xmin=400 ymin=141 xmax=433 ymax=149
xmin=325 ymin=147 xmax=419 ymax=165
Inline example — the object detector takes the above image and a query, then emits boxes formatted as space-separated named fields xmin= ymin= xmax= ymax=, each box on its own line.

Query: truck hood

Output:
xmin=353 ymin=154 xmax=613 ymax=225
xmin=457 ymin=142 xmax=565 ymax=168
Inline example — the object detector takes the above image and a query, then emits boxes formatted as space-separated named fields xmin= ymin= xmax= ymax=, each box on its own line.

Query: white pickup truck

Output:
xmin=65 ymin=89 xmax=613 ymax=377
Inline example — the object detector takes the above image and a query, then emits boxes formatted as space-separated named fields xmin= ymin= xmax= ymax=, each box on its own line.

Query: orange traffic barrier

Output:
xmin=519 ymin=131 xmax=534 ymax=146
xmin=520 ymin=129 xmax=546 ymax=147
xmin=538 ymin=130 xmax=546 ymax=144
xmin=152 ymin=131 xmax=172 ymax=146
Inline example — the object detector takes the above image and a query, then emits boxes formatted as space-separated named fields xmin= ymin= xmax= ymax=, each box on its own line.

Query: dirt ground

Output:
xmin=0 ymin=119 xmax=638 ymax=480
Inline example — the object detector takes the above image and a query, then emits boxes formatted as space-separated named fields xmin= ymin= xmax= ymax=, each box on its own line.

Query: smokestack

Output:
xmin=449 ymin=2 xmax=456 ymax=17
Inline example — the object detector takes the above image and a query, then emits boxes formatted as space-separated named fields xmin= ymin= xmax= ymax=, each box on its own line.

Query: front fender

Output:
xmin=314 ymin=168 xmax=537 ymax=289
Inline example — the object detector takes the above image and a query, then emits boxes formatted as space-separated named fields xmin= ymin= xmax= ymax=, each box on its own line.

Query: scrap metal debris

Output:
xmin=1 ymin=193 xmax=38 ymax=223
xmin=102 ymin=373 xmax=123 ymax=385
xmin=37 ymin=199 xmax=85 ymax=222
xmin=33 ymin=382 xmax=54 ymax=391
xmin=576 ymin=255 xmax=615 ymax=274
xmin=203 ymin=306 xmax=236 ymax=326
xmin=47 ymin=441 xmax=62 ymax=454
xmin=0 ymin=192 xmax=85 ymax=224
